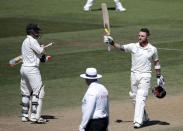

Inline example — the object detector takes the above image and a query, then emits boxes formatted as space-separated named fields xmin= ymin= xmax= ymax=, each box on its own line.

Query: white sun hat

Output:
xmin=80 ymin=67 xmax=102 ymax=79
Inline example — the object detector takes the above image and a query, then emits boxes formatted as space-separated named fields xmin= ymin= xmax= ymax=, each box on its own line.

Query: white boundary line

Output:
xmin=158 ymin=48 xmax=183 ymax=51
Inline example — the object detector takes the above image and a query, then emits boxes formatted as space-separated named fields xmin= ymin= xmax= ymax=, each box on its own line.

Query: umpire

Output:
xmin=79 ymin=68 xmax=109 ymax=131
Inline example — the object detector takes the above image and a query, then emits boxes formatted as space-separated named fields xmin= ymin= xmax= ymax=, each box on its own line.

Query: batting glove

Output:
xmin=104 ymin=35 xmax=114 ymax=45
xmin=40 ymin=55 xmax=52 ymax=62
xmin=157 ymin=74 xmax=165 ymax=87
xmin=46 ymin=55 xmax=52 ymax=62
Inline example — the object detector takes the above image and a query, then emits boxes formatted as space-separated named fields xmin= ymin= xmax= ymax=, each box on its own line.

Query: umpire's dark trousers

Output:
xmin=85 ymin=117 xmax=108 ymax=131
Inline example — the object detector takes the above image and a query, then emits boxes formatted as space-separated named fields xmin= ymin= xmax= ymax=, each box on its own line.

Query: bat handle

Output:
xmin=104 ymin=29 xmax=111 ymax=52
xmin=106 ymin=33 xmax=111 ymax=52
xmin=44 ymin=42 xmax=54 ymax=49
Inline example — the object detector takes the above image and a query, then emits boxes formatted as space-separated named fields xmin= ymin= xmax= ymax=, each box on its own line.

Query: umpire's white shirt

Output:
xmin=80 ymin=81 xmax=109 ymax=129
xmin=123 ymin=43 xmax=158 ymax=77
xmin=21 ymin=35 xmax=44 ymax=67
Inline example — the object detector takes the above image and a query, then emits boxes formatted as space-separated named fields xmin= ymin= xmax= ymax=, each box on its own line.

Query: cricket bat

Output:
xmin=101 ymin=3 xmax=111 ymax=51
xmin=9 ymin=55 xmax=22 ymax=67
xmin=9 ymin=42 xmax=54 ymax=67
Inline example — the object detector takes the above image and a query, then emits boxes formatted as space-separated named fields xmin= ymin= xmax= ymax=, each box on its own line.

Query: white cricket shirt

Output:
xmin=21 ymin=35 xmax=44 ymax=67
xmin=123 ymin=43 xmax=159 ymax=75
xmin=80 ymin=82 xmax=109 ymax=129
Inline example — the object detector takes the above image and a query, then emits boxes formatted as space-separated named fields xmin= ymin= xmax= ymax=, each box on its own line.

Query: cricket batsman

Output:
xmin=103 ymin=28 xmax=165 ymax=128
xmin=20 ymin=23 xmax=51 ymax=123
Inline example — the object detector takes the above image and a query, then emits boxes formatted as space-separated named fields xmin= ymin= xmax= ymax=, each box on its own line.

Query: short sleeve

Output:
xmin=30 ymin=39 xmax=44 ymax=54
xmin=123 ymin=43 xmax=135 ymax=53
xmin=152 ymin=47 xmax=159 ymax=61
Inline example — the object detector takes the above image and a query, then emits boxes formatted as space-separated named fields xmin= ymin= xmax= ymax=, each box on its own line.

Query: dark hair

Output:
xmin=140 ymin=28 xmax=150 ymax=36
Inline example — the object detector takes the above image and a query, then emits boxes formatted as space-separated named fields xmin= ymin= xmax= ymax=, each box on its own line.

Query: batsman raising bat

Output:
xmin=103 ymin=28 xmax=165 ymax=128
xmin=19 ymin=23 xmax=52 ymax=123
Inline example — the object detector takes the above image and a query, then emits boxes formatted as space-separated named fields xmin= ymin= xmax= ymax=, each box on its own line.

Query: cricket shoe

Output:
xmin=116 ymin=7 xmax=126 ymax=12
xmin=30 ymin=117 xmax=48 ymax=124
xmin=21 ymin=116 xmax=29 ymax=122
xmin=134 ymin=122 xmax=142 ymax=129
xmin=83 ymin=6 xmax=91 ymax=11
xmin=35 ymin=117 xmax=48 ymax=124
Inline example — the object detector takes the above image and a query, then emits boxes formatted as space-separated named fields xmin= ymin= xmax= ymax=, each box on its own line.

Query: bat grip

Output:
xmin=105 ymin=30 xmax=111 ymax=52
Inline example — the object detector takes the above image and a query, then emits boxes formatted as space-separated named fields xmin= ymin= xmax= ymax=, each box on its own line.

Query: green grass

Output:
xmin=0 ymin=0 xmax=183 ymax=122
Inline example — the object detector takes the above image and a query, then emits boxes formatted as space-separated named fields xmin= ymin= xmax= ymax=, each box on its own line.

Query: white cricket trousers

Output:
xmin=130 ymin=72 xmax=151 ymax=124
xmin=20 ymin=66 xmax=45 ymax=119
xmin=20 ymin=66 xmax=43 ymax=96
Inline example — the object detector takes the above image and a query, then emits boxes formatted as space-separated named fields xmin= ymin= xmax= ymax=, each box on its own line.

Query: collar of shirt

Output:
xmin=89 ymin=81 xmax=99 ymax=86
xmin=27 ymin=35 xmax=36 ymax=40
xmin=137 ymin=42 xmax=150 ymax=50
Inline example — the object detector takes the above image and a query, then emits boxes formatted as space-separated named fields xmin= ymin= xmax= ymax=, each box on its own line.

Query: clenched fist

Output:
xmin=104 ymin=35 xmax=114 ymax=45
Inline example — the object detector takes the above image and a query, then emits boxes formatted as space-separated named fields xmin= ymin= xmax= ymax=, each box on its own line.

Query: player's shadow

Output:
xmin=92 ymin=7 xmax=115 ymax=11
xmin=115 ymin=119 xmax=133 ymax=123
xmin=143 ymin=120 xmax=170 ymax=127
xmin=115 ymin=119 xmax=170 ymax=127
xmin=29 ymin=115 xmax=58 ymax=124
xmin=41 ymin=115 xmax=58 ymax=120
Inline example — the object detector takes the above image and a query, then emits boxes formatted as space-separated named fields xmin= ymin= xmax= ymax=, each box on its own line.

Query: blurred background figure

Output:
xmin=83 ymin=0 xmax=126 ymax=12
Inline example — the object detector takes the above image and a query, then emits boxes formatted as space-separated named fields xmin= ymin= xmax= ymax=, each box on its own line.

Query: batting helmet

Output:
xmin=152 ymin=86 xmax=166 ymax=99
xmin=26 ymin=23 xmax=41 ymax=38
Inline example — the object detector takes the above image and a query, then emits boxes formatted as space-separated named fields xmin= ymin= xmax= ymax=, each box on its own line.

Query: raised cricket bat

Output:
xmin=9 ymin=42 xmax=54 ymax=67
xmin=101 ymin=3 xmax=111 ymax=51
